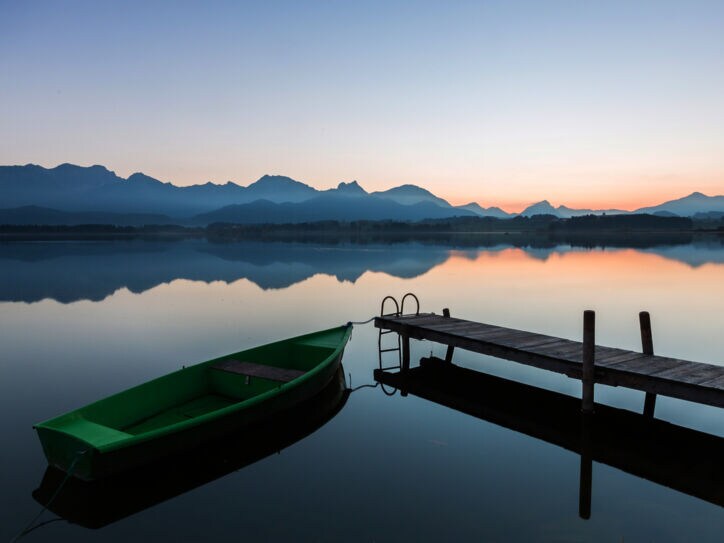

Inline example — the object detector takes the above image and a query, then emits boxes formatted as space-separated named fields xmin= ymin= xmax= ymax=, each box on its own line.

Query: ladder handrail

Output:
xmin=400 ymin=292 xmax=420 ymax=316
xmin=380 ymin=295 xmax=400 ymax=317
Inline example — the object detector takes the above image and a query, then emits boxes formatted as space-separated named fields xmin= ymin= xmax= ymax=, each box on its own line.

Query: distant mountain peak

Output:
xmin=54 ymin=162 xmax=111 ymax=173
xmin=256 ymin=174 xmax=295 ymax=182
xmin=385 ymin=184 xmax=436 ymax=196
xmin=127 ymin=172 xmax=168 ymax=186
xmin=521 ymin=200 xmax=558 ymax=217
xmin=456 ymin=202 xmax=511 ymax=219
xmin=528 ymin=200 xmax=555 ymax=209
xmin=635 ymin=191 xmax=723 ymax=216
xmin=335 ymin=180 xmax=367 ymax=195
xmin=249 ymin=174 xmax=310 ymax=188
xmin=372 ymin=184 xmax=451 ymax=208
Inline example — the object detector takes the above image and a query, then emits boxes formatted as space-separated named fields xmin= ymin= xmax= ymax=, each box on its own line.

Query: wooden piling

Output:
xmin=581 ymin=310 xmax=596 ymax=414
xmin=442 ymin=308 xmax=455 ymax=363
xmin=640 ymin=311 xmax=657 ymax=417
xmin=401 ymin=332 xmax=411 ymax=373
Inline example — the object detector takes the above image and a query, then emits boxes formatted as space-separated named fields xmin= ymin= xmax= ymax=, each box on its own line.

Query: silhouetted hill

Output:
xmin=636 ymin=192 xmax=724 ymax=216
xmin=192 ymin=194 xmax=476 ymax=224
xmin=328 ymin=181 xmax=367 ymax=196
xmin=520 ymin=200 xmax=559 ymax=217
xmin=520 ymin=200 xmax=627 ymax=218
xmin=456 ymin=202 xmax=512 ymax=218
xmin=0 ymin=165 xmax=323 ymax=215
xmin=243 ymin=175 xmax=318 ymax=202
xmin=371 ymin=184 xmax=451 ymax=207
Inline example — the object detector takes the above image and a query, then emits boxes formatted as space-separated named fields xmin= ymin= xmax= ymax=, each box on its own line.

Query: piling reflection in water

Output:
xmin=32 ymin=368 xmax=349 ymax=529
xmin=375 ymin=358 xmax=724 ymax=518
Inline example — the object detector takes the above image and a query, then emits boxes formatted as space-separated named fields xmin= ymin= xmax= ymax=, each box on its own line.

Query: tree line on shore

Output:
xmin=2 ymin=213 xmax=722 ymax=239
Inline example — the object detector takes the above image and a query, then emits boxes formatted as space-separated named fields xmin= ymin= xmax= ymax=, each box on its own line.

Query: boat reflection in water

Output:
xmin=375 ymin=357 xmax=724 ymax=518
xmin=33 ymin=367 xmax=349 ymax=529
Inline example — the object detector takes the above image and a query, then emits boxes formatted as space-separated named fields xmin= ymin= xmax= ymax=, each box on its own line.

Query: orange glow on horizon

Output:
xmin=440 ymin=247 xmax=689 ymax=275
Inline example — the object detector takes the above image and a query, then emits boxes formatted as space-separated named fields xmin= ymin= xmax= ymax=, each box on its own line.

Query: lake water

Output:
xmin=1 ymin=236 xmax=722 ymax=541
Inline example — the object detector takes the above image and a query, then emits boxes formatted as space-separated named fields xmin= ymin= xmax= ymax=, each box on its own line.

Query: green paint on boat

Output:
xmin=34 ymin=367 xmax=350 ymax=529
xmin=34 ymin=325 xmax=352 ymax=481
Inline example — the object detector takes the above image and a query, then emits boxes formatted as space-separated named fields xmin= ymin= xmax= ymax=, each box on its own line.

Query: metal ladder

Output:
xmin=377 ymin=292 xmax=420 ymax=371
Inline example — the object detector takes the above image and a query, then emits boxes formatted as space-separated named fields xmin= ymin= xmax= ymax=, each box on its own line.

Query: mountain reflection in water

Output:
xmin=0 ymin=235 xmax=722 ymax=304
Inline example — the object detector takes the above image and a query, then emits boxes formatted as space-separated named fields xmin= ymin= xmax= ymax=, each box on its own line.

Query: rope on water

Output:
xmin=10 ymin=518 xmax=64 ymax=539
xmin=346 ymin=372 xmax=380 ymax=394
xmin=9 ymin=449 xmax=88 ymax=543
xmin=346 ymin=316 xmax=376 ymax=326
xmin=349 ymin=382 xmax=380 ymax=393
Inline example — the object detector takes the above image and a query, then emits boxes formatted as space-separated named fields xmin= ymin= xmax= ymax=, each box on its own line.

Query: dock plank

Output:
xmin=604 ymin=355 xmax=676 ymax=374
xmin=651 ymin=362 xmax=724 ymax=385
xmin=596 ymin=352 xmax=649 ymax=368
xmin=532 ymin=342 xmax=584 ymax=361
xmin=700 ymin=374 xmax=724 ymax=388
xmin=506 ymin=336 xmax=567 ymax=350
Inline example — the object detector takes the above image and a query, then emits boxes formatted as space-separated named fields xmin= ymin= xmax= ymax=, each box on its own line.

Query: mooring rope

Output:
xmin=346 ymin=316 xmax=376 ymax=326
xmin=9 ymin=449 xmax=88 ymax=543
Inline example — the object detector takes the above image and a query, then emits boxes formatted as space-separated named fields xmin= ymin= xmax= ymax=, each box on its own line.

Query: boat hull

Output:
xmin=34 ymin=367 xmax=350 ymax=528
xmin=35 ymin=325 xmax=351 ymax=480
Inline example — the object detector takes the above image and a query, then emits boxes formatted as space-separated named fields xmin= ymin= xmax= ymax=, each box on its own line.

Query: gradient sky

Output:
xmin=1 ymin=0 xmax=723 ymax=212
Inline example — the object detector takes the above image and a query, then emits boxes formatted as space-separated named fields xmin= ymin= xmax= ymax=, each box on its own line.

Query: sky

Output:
xmin=1 ymin=0 xmax=723 ymax=212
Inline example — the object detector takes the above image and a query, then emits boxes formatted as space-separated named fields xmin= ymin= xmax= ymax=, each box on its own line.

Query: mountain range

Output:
xmin=0 ymin=163 xmax=721 ymax=225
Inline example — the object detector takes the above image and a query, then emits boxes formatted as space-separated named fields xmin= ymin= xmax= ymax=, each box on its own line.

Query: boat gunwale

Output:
xmin=34 ymin=324 xmax=353 ymax=454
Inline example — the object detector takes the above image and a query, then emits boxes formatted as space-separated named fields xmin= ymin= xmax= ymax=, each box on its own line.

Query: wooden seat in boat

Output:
xmin=211 ymin=359 xmax=305 ymax=383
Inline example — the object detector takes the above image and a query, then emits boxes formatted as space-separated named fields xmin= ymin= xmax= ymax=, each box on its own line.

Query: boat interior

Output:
xmin=40 ymin=335 xmax=340 ymax=447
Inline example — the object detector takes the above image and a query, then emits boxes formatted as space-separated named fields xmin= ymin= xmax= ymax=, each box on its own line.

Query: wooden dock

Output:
xmin=374 ymin=310 xmax=724 ymax=413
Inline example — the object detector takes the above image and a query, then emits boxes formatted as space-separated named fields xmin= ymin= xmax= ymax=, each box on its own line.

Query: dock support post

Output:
xmin=640 ymin=311 xmax=656 ymax=418
xmin=442 ymin=308 xmax=455 ymax=363
xmin=581 ymin=310 xmax=596 ymax=414
xmin=401 ymin=332 xmax=410 ymax=373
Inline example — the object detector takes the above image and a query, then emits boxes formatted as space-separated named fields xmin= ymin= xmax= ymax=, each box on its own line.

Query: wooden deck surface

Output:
xmin=375 ymin=313 xmax=724 ymax=408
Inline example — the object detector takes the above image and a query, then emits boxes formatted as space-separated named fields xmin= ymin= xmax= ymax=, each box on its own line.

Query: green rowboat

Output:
xmin=34 ymin=325 xmax=352 ymax=481
xmin=34 ymin=367 xmax=350 ymax=528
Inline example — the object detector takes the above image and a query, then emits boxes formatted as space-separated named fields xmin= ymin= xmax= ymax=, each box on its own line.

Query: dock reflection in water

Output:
xmin=375 ymin=358 xmax=724 ymax=518
xmin=33 ymin=368 xmax=349 ymax=530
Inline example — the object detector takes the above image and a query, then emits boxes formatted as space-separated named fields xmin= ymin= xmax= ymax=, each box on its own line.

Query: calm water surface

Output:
xmin=1 ymin=238 xmax=722 ymax=541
